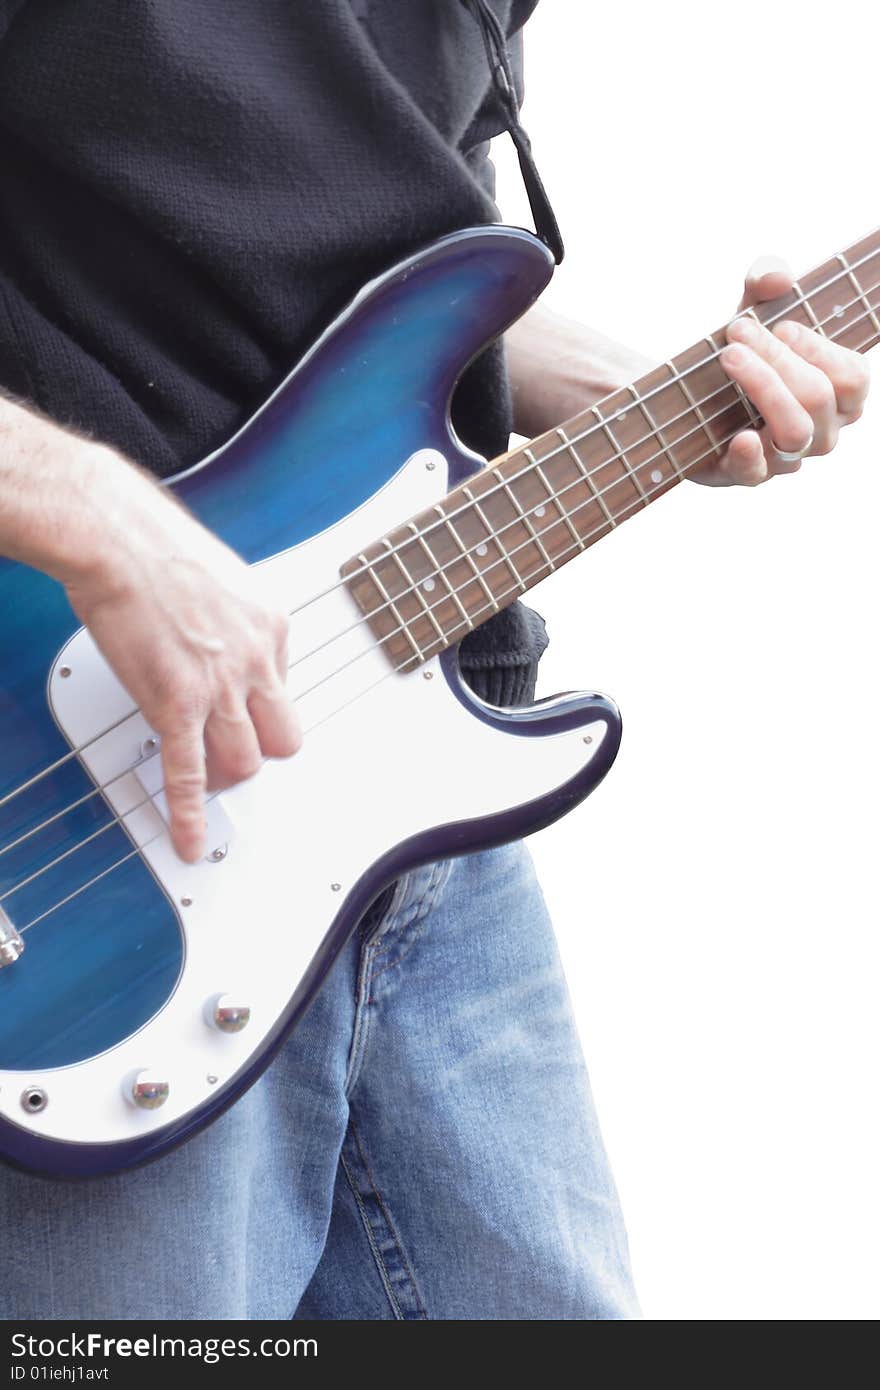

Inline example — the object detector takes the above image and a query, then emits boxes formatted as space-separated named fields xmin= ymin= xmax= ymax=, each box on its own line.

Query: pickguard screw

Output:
xmin=425 ymin=460 xmax=436 ymax=471
xmin=143 ymin=736 xmax=159 ymax=755
xmin=583 ymin=735 xmax=593 ymax=745
xmin=331 ymin=882 xmax=341 ymax=892
xmin=423 ymin=670 xmax=433 ymax=680
xmin=206 ymin=1074 xmax=218 ymax=1086
xmin=210 ymin=845 xmax=228 ymax=862
xmin=181 ymin=895 xmax=193 ymax=907
xmin=21 ymin=1087 xmax=48 ymax=1114
xmin=59 ymin=666 xmax=71 ymax=679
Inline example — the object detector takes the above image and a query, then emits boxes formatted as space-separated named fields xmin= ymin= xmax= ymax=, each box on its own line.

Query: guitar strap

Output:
xmin=459 ymin=0 xmax=565 ymax=263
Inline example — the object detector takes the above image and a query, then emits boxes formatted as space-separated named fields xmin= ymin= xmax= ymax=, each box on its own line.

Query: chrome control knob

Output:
xmin=125 ymin=1070 xmax=170 ymax=1110
xmin=0 ymin=909 xmax=24 ymax=969
xmin=206 ymin=994 xmax=251 ymax=1034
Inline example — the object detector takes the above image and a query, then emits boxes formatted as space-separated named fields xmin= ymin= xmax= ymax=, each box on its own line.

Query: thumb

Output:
xmin=739 ymin=254 xmax=795 ymax=310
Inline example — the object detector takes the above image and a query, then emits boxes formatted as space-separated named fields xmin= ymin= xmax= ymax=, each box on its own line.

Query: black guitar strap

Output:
xmin=459 ymin=0 xmax=565 ymax=263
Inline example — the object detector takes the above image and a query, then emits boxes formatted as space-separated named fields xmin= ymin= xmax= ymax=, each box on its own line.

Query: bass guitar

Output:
xmin=0 ymin=224 xmax=877 ymax=1176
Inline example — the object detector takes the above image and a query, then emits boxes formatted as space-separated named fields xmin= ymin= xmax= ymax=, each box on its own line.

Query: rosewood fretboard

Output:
xmin=342 ymin=230 xmax=879 ymax=672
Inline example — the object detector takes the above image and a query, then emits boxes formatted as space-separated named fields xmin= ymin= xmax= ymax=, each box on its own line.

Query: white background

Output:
xmin=493 ymin=0 xmax=879 ymax=1321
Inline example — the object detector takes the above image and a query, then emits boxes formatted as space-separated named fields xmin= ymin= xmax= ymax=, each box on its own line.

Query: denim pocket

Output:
xmin=365 ymin=859 xmax=452 ymax=964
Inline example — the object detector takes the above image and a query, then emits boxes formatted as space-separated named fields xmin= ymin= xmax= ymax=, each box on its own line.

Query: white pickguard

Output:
xmin=0 ymin=452 xmax=609 ymax=1149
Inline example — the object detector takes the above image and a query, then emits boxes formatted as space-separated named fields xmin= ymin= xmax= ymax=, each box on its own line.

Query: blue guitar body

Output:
xmin=0 ymin=226 xmax=621 ymax=1177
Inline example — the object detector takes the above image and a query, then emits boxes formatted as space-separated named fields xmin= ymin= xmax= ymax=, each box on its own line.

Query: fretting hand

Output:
xmin=506 ymin=263 xmax=871 ymax=482
xmin=693 ymin=256 xmax=871 ymax=485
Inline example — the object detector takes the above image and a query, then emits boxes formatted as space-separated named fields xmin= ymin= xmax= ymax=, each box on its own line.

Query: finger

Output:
xmin=774 ymin=318 xmax=870 ymax=419
xmin=203 ymin=699 xmax=263 ymax=791
xmin=720 ymin=342 xmax=815 ymax=456
xmin=248 ymin=680 xmax=302 ymax=760
xmin=160 ymin=722 xmax=208 ymax=863
xmin=739 ymin=255 xmax=795 ymax=310
xmin=718 ymin=429 xmax=769 ymax=486
xmin=274 ymin=615 xmax=290 ymax=683
xmin=726 ymin=316 xmax=837 ymax=453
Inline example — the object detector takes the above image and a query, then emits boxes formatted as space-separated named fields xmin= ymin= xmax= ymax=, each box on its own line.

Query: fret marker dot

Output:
xmin=422 ymin=578 xmax=436 ymax=592
xmin=535 ymin=505 xmax=546 ymax=517
xmin=476 ymin=543 xmax=488 ymax=556
xmin=833 ymin=304 xmax=845 ymax=318
xmin=617 ymin=412 xmax=627 ymax=422
xmin=650 ymin=468 xmax=663 ymax=484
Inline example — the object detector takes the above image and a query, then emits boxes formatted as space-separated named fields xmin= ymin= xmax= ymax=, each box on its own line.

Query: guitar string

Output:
xmin=0 ymin=246 xmax=876 ymax=821
xmin=1 ymin=291 xmax=877 ymax=870
xmin=852 ymin=330 xmax=879 ymax=352
xmin=8 ymin=305 xmax=880 ymax=925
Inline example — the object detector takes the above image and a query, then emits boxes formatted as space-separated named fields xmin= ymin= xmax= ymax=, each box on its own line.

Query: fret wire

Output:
xmin=591 ymin=406 xmax=649 ymax=502
xmin=409 ymin=521 xmax=477 ymax=630
xmin=626 ymin=383 xmax=683 ymax=479
xmin=497 ymin=473 xmax=556 ymax=570
xmin=433 ymin=510 xmax=499 ymax=614
xmin=730 ymin=381 xmax=763 ymax=431
xmin=792 ymin=279 xmax=828 ymax=336
xmin=555 ymin=425 xmax=617 ymax=527
xmin=356 ymin=553 xmax=425 ymax=662
xmin=527 ymin=449 xmax=586 ymax=552
xmin=837 ymin=250 xmax=880 ymax=335
xmin=386 ymin=541 xmax=445 ymax=644
xmin=722 ymin=322 xmax=765 ymax=430
xmin=460 ymin=485 xmax=526 ymax=593
xmin=671 ymin=357 xmax=725 ymax=458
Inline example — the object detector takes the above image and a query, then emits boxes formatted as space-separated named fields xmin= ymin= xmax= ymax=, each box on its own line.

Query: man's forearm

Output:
xmin=0 ymin=389 xmax=301 ymax=863
xmin=505 ymin=301 xmax=654 ymax=439
xmin=0 ymin=391 xmax=183 ymax=587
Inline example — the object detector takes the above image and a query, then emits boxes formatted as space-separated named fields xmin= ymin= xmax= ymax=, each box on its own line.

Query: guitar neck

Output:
xmin=344 ymin=229 xmax=880 ymax=672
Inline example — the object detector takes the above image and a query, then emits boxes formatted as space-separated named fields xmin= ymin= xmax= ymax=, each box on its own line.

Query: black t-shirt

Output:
xmin=0 ymin=0 xmax=548 ymax=699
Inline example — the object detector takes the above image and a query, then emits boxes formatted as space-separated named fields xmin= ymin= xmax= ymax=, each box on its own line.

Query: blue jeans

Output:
xmin=0 ymin=843 xmax=639 ymax=1319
